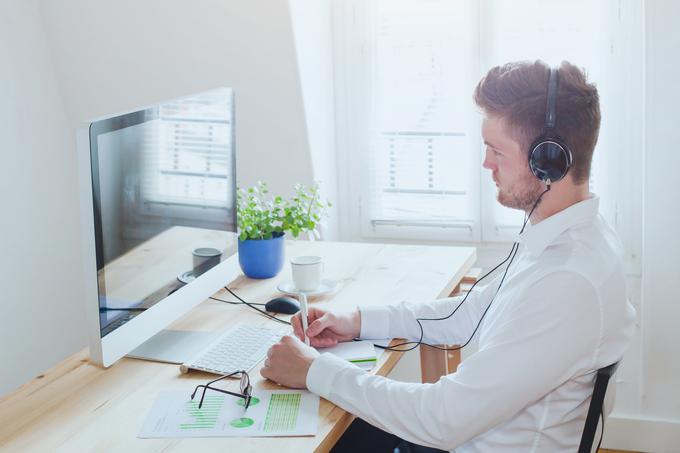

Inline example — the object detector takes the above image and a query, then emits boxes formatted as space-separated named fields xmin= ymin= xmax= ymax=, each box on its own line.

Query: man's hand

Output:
xmin=260 ymin=335 xmax=319 ymax=388
xmin=291 ymin=307 xmax=361 ymax=348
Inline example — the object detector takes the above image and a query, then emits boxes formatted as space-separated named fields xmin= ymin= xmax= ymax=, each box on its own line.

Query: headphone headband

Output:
xmin=545 ymin=68 xmax=558 ymax=131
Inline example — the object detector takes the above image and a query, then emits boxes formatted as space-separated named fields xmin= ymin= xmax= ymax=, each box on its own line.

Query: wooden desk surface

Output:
xmin=0 ymin=240 xmax=475 ymax=453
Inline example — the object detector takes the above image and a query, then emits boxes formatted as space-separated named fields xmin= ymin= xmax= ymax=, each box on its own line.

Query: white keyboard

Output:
xmin=180 ymin=323 xmax=288 ymax=375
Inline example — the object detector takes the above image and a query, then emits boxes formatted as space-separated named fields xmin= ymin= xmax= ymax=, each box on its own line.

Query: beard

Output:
xmin=496 ymin=174 xmax=544 ymax=211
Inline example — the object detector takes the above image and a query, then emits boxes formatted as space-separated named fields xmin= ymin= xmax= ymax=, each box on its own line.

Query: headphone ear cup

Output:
xmin=529 ymin=139 xmax=572 ymax=183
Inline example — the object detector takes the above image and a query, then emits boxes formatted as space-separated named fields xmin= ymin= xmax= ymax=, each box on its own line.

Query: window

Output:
xmin=334 ymin=0 xmax=642 ymax=271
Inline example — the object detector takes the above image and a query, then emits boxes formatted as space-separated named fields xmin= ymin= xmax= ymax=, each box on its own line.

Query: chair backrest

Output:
xmin=578 ymin=362 xmax=620 ymax=453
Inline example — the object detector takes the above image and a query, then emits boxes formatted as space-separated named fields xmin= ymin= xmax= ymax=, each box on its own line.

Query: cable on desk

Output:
xmin=221 ymin=286 xmax=291 ymax=326
xmin=209 ymin=296 xmax=266 ymax=306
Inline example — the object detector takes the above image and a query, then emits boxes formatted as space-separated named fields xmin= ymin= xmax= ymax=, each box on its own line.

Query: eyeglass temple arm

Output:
xmin=203 ymin=386 xmax=248 ymax=400
xmin=205 ymin=370 xmax=243 ymax=387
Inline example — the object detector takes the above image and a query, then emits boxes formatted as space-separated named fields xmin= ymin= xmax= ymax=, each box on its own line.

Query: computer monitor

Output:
xmin=77 ymin=88 xmax=241 ymax=367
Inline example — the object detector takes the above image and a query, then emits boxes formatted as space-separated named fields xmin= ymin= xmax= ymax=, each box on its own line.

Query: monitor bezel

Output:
xmin=77 ymin=88 xmax=240 ymax=367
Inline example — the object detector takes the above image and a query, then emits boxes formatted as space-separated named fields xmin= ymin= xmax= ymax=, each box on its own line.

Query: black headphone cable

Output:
xmin=376 ymin=186 xmax=550 ymax=353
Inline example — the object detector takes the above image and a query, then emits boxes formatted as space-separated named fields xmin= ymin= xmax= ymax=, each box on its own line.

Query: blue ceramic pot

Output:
xmin=237 ymin=232 xmax=285 ymax=279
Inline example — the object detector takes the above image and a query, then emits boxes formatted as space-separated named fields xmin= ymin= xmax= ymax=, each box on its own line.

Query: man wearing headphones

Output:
xmin=261 ymin=60 xmax=636 ymax=452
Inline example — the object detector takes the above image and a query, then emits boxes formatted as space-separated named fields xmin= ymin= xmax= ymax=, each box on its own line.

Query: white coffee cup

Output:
xmin=290 ymin=255 xmax=323 ymax=292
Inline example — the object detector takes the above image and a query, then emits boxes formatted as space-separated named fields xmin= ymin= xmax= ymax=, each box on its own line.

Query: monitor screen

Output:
xmin=88 ymin=88 xmax=236 ymax=338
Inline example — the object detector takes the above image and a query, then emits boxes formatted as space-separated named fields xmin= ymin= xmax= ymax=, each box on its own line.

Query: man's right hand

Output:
xmin=291 ymin=307 xmax=361 ymax=348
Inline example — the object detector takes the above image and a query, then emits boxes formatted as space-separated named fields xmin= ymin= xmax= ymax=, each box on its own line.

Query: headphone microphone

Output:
xmin=528 ymin=68 xmax=573 ymax=186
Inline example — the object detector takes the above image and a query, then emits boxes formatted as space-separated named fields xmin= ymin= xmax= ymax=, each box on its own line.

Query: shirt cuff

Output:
xmin=306 ymin=352 xmax=354 ymax=398
xmin=359 ymin=306 xmax=391 ymax=339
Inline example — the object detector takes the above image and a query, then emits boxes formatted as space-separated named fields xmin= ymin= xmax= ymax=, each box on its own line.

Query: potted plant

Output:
xmin=236 ymin=181 xmax=331 ymax=279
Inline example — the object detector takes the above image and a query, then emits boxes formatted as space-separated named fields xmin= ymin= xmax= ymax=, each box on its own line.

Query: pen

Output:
xmin=299 ymin=292 xmax=310 ymax=346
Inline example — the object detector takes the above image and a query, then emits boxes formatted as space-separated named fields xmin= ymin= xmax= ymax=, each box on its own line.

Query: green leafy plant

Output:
xmin=236 ymin=181 xmax=332 ymax=241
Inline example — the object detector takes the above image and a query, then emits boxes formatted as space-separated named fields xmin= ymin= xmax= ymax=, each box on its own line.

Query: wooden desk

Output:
xmin=0 ymin=240 xmax=475 ymax=452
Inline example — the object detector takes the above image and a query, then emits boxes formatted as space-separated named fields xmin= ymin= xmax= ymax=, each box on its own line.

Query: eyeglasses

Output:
xmin=190 ymin=370 xmax=252 ymax=410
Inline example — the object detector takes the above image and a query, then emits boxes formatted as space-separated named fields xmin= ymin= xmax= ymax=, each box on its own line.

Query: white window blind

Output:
xmin=336 ymin=0 xmax=642 ymax=261
xmin=364 ymin=0 xmax=480 ymax=241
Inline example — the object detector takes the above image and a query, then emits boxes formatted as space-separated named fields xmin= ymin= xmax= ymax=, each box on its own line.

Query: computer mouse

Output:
xmin=265 ymin=296 xmax=300 ymax=314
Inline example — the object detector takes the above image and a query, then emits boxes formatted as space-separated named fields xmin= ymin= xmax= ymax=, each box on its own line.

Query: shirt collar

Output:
xmin=516 ymin=194 xmax=600 ymax=256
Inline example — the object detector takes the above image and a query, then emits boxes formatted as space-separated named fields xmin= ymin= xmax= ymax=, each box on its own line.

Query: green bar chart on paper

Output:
xmin=263 ymin=393 xmax=301 ymax=432
xmin=180 ymin=396 xmax=224 ymax=430
xmin=138 ymin=389 xmax=319 ymax=438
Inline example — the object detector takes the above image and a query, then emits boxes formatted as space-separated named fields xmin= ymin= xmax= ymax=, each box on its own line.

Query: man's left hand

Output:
xmin=260 ymin=335 xmax=319 ymax=388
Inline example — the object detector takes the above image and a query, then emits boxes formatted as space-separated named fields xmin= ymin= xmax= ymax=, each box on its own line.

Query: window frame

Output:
xmin=332 ymin=0 xmax=643 ymax=273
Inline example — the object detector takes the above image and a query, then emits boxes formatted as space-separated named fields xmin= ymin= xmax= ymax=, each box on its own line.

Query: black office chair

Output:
xmin=578 ymin=362 xmax=620 ymax=453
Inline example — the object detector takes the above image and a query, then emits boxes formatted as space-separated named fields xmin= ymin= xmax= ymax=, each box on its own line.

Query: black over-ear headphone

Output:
xmin=528 ymin=68 xmax=573 ymax=185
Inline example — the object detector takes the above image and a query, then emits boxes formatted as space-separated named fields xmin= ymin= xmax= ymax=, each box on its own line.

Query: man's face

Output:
xmin=481 ymin=115 xmax=543 ymax=211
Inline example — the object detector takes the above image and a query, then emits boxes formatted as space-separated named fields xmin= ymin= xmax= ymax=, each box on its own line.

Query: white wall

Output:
xmin=39 ymin=0 xmax=314 ymax=196
xmin=289 ymin=0 xmax=339 ymax=240
xmin=642 ymin=0 xmax=680 ymax=419
xmin=605 ymin=1 xmax=680 ymax=451
xmin=0 ymin=0 xmax=332 ymax=395
xmin=0 ymin=0 xmax=86 ymax=395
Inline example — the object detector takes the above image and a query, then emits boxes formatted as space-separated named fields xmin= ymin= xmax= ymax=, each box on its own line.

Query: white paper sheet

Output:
xmin=318 ymin=340 xmax=378 ymax=370
xmin=138 ymin=389 xmax=319 ymax=438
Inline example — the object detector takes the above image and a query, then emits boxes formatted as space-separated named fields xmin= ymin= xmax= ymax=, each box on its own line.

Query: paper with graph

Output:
xmin=138 ymin=389 xmax=319 ymax=438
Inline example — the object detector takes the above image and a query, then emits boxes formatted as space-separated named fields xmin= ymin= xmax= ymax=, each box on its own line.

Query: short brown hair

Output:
xmin=473 ymin=60 xmax=600 ymax=184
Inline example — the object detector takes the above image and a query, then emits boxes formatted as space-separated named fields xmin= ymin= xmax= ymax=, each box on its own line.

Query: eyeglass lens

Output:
xmin=240 ymin=372 xmax=250 ymax=394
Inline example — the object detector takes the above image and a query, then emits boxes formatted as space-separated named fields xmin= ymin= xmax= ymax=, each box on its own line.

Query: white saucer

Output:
xmin=177 ymin=270 xmax=195 ymax=284
xmin=276 ymin=279 xmax=340 ymax=297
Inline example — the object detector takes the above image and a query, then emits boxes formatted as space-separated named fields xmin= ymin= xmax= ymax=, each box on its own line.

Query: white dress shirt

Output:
xmin=306 ymin=195 xmax=636 ymax=452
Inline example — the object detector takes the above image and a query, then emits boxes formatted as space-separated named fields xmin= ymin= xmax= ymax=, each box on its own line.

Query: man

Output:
xmin=260 ymin=60 xmax=636 ymax=452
